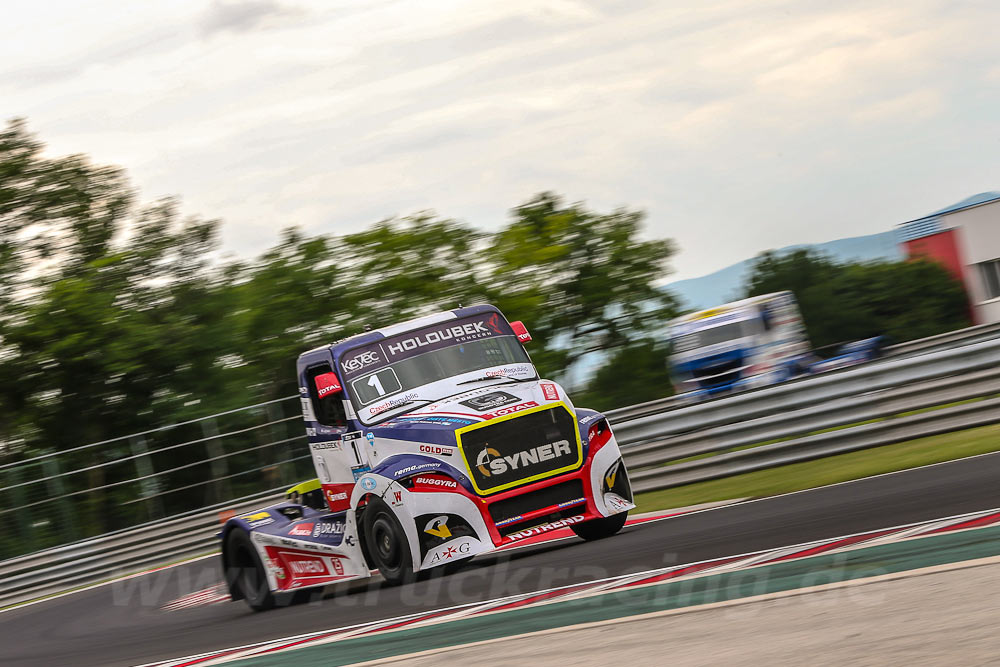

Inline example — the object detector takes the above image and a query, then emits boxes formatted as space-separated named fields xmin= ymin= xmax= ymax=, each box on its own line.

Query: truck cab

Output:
xmin=220 ymin=305 xmax=634 ymax=610
xmin=668 ymin=291 xmax=811 ymax=399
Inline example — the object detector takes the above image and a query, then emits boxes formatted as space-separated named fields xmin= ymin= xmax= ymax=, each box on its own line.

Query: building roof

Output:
xmin=896 ymin=191 xmax=1000 ymax=242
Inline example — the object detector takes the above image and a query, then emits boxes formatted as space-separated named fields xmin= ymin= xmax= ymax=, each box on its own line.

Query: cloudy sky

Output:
xmin=2 ymin=0 xmax=999 ymax=279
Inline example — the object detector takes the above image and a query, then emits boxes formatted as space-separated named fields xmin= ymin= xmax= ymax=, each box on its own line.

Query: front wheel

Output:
xmin=571 ymin=511 xmax=628 ymax=541
xmin=362 ymin=498 xmax=414 ymax=585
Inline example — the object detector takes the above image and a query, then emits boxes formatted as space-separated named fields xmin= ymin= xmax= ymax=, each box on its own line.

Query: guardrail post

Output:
xmin=3 ymin=465 xmax=35 ymax=557
xmin=267 ymin=401 xmax=294 ymax=486
xmin=129 ymin=435 xmax=164 ymax=521
xmin=42 ymin=454 xmax=77 ymax=542
xmin=202 ymin=418 xmax=232 ymax=505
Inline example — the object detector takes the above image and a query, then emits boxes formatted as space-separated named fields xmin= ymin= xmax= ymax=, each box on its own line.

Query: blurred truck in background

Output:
xmin=668 ymin=291 xmax=883 ymax=401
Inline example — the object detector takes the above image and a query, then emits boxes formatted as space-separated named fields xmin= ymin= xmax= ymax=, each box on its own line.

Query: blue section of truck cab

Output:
xmin=370 ymin=454 xmax=474 ymax=493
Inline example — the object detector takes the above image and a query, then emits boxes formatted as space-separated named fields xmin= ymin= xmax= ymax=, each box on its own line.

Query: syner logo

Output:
xmin=475 ymin=440 xmax=572 ymax=476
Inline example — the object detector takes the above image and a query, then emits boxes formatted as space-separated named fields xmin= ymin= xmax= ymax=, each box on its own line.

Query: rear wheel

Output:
xmin=362 ymin=497 xmax=414 ymax=585
xmin=225 ymin=528 xmax=276 ymax=611
xmin=571 ymin=511 xmax=628 ymax=541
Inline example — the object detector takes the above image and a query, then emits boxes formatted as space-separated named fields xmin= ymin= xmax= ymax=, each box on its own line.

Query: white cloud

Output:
xmin=2 ymin=0 xmax=999 ymax=280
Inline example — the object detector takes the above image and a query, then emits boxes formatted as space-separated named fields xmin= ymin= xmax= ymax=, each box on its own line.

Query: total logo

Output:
xmin=343 ymin=349 xmax=381 ymax=373
xmin=482 ymin=401 xmax=539 ymax=419
xmin=475 ymin=440 xmax=572 ymax=477
xmin=288 ymin=523 xmax=314 ymax=537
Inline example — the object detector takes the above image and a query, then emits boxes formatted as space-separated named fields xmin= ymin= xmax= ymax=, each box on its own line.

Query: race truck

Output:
xmin=220 ymin=305 xmax=634 ymax=610
xmin=668 ymin=291 xmax=883 ymax=400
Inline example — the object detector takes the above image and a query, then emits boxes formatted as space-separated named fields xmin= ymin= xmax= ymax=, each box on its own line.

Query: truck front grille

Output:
xmin=457 ymin=405 xmax=582 ymax=495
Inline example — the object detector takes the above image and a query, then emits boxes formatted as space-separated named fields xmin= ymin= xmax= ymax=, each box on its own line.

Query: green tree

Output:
xmin=746 ymin=249 xmax=970 ymax=347
xmin=486 ymin=192 xmax=679 ymax=377
xmin=575 ymin=340 xmax=673 ymax=411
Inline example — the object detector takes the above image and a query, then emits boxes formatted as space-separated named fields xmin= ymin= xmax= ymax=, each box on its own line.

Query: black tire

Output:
xmin=571 ymin=511 xmax=628 ymax=541
xmin=362 ymin=497 xmax=414 ymax=586
xmin=225 ymin=528 xmax=276 ymax=611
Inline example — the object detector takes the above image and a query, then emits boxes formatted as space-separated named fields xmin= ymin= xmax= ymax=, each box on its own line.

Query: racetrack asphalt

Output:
xmin=2 ymin=451 xmax=999 ymax=667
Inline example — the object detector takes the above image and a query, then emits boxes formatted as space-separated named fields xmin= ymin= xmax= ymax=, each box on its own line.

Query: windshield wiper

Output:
xmin=456 ymin=374 xmax=534 ymax=385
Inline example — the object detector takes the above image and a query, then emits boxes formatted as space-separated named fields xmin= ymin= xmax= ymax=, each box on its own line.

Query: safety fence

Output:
xmin=2 ymin=321 xmax=999 ymax=608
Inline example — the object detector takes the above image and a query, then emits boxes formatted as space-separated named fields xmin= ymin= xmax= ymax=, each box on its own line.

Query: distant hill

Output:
xmin=665 ymin=231 xmax=903 ymax=310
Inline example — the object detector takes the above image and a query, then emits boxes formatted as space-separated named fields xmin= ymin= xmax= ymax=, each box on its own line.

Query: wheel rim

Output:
xmin=372 ymin=513 xmax=403 ymax=571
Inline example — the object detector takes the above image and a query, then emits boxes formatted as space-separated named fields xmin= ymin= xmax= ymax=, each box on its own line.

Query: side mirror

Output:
xmin=315 ymin=372 xmax=343 ymax=398
xmin=510 ymin=321 xmax=532 ymax=343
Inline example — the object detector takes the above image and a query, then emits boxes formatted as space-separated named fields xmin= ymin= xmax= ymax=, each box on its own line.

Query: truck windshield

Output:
xmin=339 ymin=312 xmax=535 ymax=423
xmin=673 ymin=321 xmax=755 ymax=352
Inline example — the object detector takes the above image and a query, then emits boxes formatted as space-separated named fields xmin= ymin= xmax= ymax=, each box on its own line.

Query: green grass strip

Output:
xmin=634 ymin=422 xmax=1000 ymax=513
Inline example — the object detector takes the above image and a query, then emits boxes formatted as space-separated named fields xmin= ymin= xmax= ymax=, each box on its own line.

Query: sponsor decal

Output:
xmin=557 ymin=497 xmax=587 ymax=509
xmin=265 ymin=557 xmax=286 ymax=580
xmin=540 ymin=382 xmax=559 ymax=401
xmin=414 ymin=476 xmax=458 ymax=489
xmin=290 ymin=559 xmax=326 ymax=575
xmin=507 ymin=515 xmax=584 ymax=541
xmin=360 ymin=477 xmax=377 ymax=490
xmin=311 ymin=441 xmax=342 ymax=450
xmin=391 ymin=490 xmax=403 ymax=506
xmin=365 ymin=432 xmax=375 ymax=443
xmin=459 ymin=391 xmax=521 ymax=412
xmin=288 ymin=523 xmax=314 ymax=537
xmin=419 ymin=444 xmax=453 ymax=456
xmin=482 ymin=400 xmax=539 ymax=420
xmin=351 ymin=464 xmax=372 ymax=481
xmin=429 ymin=540 xmax=472 ymax=564
xmin=401 ymin=416 xmax=475 ymax=426
xmin=239 ymin=511 xmax=274 ymax=528
xmin=342 ymin=349 xmax=381 ymax=373
xmin=314 ymin=372 xmax=342 ymax=398
xmin=494 ymin=515 xmax=523 ymax=527
xmin=312 ymin=520 xmax=345 ymax=539
xmin=605 ymin=492 xmax=634 ymax=513
xmin=386 ymin=321 xmax=492 ymax=358
xmin=369 ymin=391 xmax=419 ymax=416
xmin=475 ymin=440 xmax=572 ymax=477
xmin=423 ymin=515 xmax=452 ymax=539
xmin=306 ymin=427 xmax=316 ymax=436
xmin=579 ymin=413 xmax=601 ymax=425
xmin=605 ymin=462 xmax=620 ymax=490
xmin=345 ymin=535 xmax=356 ymax=547
xmin=486 ymin=313 xmax=504 ymax=335
xmin=393 ymin=462 xmax=442 ymax=477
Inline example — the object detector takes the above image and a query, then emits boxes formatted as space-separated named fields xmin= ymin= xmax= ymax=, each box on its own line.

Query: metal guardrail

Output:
xmin=606 ymin=320 xmax=1000 ymax=423
xmin=2 ymin=322 xmax=999 ymax=609
xmin=618 ymin=337 xmax=1000 ymax=492
xmin=0 ymin=490 xmax=283 ymax=609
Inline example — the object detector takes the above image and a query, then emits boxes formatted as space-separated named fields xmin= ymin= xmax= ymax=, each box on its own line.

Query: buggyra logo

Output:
xmin=475 ymin=440 xmax=572 ymax=477
xmin=343 ymin=349 xmax=381 ymax=373
xmin=386 ymin=321 xmax=493 ymax=357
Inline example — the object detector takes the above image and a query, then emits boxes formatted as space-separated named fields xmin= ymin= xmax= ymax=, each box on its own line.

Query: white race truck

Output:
xmin=220 ymin=305 xmax=634 ymax=610
xmin=668 ymin=291 xmax=883 ymax=400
